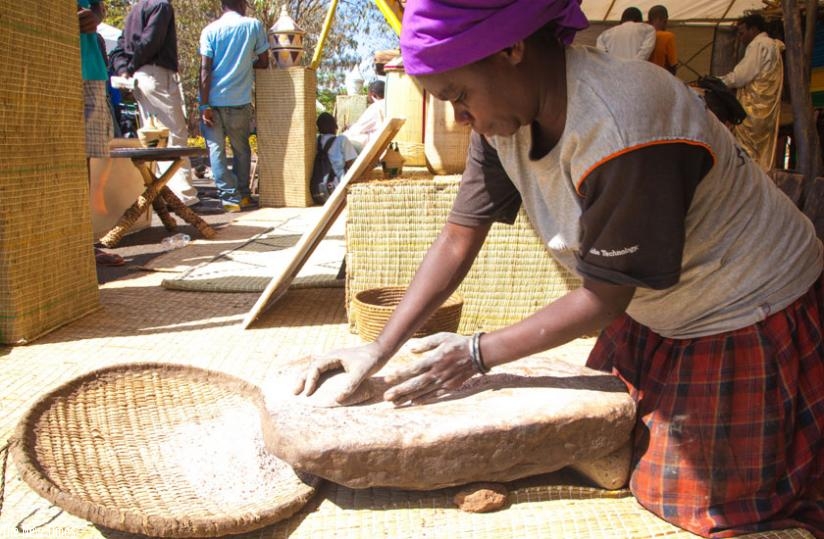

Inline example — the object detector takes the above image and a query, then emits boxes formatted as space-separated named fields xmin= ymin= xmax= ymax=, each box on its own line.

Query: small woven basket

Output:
xmin=353 ymin=286 xmax=463 ymax=341
xmin=11 ymin=363 xmax=320 ymax=537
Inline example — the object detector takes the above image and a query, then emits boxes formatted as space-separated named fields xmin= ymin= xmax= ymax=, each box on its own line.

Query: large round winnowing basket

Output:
xmin=10 ymin=363 xmax=320 ymax=538
xmin=353 ymin=286 xmax=463 ymax=342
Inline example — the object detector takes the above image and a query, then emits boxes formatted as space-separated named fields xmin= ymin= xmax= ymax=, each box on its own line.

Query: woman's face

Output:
xmin=416 ymin=51 xmax=537 ymax=138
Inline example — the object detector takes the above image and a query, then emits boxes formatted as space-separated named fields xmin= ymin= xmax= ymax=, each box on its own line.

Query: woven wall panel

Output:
xmin=334 ymin=94 xmax=367 ymax=132
xmin=346 ymin=178 xmax=581 ymax=335
xmin=256 ymin=68 xmax=317 ymax=208
xmin=0 ymin=0 xmax=99 ymax=344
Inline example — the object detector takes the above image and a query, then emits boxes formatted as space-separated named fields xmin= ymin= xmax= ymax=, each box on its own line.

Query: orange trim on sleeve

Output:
xmin=575 ymin=139 xmax=716 ymax=196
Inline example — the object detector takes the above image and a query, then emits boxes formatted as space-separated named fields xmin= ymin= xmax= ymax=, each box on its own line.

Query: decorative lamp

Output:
xmin=269 ymin=5 xmax=306 ymax=68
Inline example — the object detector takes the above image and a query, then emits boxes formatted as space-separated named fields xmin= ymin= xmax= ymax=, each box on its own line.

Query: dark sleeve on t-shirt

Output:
xmin=576 ymin=142 xmax=713 ymax=289
xmin=448 ymin=130 xmax=522 ymax=227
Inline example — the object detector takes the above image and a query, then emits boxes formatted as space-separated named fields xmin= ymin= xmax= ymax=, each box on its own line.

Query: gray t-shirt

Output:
xmin=450 ymin=46 xmax=822 ymax=339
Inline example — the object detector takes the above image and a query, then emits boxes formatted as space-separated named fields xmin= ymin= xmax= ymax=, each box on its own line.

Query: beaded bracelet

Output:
xmin=469 ymin=331 xmax=490 ymax=375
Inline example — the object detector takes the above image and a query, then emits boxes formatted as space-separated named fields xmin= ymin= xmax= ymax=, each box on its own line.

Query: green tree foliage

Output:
xmin=105 ymin=0 xmax=397 ymax=134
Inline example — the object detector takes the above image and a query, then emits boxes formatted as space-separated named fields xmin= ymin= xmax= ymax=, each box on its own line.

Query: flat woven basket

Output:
xmin=353 ymin=286 xmax=463 ymax=342
xmin=10 ymin=363 xmax=320 ymax=537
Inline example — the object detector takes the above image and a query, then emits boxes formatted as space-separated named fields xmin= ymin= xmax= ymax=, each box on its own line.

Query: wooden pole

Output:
xmin=804 ymin=0 xmax=816 ymax=77
xmin=783 ymin=0 xmax=822 ymax=215
xmin=310 ymin=0 xmax=339 ymax=70
xmin=374 ymin=0 xmax=402 ymax=35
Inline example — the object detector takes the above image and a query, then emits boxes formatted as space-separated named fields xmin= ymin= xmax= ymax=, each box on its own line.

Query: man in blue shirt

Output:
xmin=198 ymin=0 xmax=269 ymax=213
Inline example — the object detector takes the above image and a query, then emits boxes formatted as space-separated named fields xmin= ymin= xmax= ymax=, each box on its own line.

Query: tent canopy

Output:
xmin=581 ymin=0 xmax=765 ymax=22
xmin=97 ymin=22 xmax=121 ymax=54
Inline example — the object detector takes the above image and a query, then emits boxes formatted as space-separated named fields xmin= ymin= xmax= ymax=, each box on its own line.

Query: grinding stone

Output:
xmin=262 ymin=355 xmax=636 ymax=490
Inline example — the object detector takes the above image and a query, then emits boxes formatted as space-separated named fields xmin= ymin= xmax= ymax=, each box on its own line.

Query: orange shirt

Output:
xmin=649 ymin=31 xmax=677 ymax=69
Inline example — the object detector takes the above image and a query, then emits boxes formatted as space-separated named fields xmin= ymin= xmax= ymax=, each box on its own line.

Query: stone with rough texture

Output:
xmin=568 ymin=440 xmax=632 ymax=490
xmin=454 ymin=483 xmax=509 ymax=513
xmin=262 ymin=354 xmax=636 ymax=490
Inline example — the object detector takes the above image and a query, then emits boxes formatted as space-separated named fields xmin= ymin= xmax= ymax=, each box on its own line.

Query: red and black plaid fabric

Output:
xmin=587 ymin=274 xmax=824 ymax=538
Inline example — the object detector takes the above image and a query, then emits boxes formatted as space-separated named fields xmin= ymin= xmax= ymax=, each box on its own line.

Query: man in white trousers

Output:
xmin=111 ymin=0 xmax=200 ymax=206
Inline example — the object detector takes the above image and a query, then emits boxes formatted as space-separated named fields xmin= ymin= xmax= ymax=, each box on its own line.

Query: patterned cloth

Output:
xmin=587 ymin=273 xmax=824 ymax=538
xmin=83 ymin=80 xmax=112 ymax=158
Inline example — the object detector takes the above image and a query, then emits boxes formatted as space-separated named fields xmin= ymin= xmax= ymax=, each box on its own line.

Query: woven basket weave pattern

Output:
xmin=353 ymin=286 xmax=463 ymax=342
xmin=346 ymin=179 xmax=582 ymax=334
xmin=256 ymin=68 xmax=317 ymax=208
xmin=0 ymin=0 xmax=100 ymax=344
xmin=11 ymin=363 xmax=318 ymax=537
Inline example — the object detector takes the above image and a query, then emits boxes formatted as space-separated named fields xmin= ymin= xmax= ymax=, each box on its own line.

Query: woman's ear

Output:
xmin=505 ymin=40 xmax=526 ymax=65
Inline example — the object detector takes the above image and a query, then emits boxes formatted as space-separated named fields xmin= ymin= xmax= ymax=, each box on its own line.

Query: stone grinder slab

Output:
xmin=262 ymin=355 xmax=636 ymax=491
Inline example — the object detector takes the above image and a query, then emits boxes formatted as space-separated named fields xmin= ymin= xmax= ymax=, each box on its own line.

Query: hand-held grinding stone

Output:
xmin=453 ymin=483 xmax=509 ymax=513
xmin=262 ymin=355 xmax=636 ymax=490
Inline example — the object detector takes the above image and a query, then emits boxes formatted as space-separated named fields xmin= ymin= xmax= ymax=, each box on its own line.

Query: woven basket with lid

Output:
xmin=10 ymin=363 xmax=320 ymax=537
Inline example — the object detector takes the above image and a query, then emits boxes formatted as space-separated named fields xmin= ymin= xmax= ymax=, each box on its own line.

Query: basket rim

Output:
xmin=10 ymin=362 xmax=317 ymax=538
xmin=353 ymin=286 xmax=463 ymax=310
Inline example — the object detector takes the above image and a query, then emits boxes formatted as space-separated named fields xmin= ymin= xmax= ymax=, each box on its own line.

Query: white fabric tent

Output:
xmin=580 ymin=0 xmax=767 ymax=22
xmin=97 ymin=22 xmax=121 ymax=54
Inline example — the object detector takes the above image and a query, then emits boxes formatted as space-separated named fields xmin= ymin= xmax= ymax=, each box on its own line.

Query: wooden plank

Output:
xmin=783 ymin=0 xmax=823 ymax=204
xmin=242 ymin=117 xmax=405 ymax=329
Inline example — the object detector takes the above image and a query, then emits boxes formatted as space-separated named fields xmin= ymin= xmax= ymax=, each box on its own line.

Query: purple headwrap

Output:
xmin=400 ymin=0 xmax=589 ymax=76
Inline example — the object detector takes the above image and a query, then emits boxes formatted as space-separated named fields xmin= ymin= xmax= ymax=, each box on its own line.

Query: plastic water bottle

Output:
xmin=161 ymin=233 xmax=191 ymax=250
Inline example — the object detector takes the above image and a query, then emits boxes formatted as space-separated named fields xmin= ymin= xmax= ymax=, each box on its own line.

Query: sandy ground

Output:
xmin=94 ymin=172 xmax=238 ymax=285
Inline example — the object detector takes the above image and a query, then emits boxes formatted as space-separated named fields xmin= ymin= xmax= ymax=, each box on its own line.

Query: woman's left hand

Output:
xmin=383 ymin=332 xmax=476 ymax=405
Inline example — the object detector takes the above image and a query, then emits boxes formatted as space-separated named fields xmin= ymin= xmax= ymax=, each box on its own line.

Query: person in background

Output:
xmin=692 ymin=75 xmax=747 ymax=130
xmin=595 ymin=7 xmax=655 ymax=61
xmin=719 ymin=13 xmax=785 ymax=171
xmin=79 ymin=0 xmax=124 ymax=267
xmin=109 ymin=0 xmax=200 ymax=207
xmin=198 ymin=0 xmax=269 ymax=213
xmin=318 ymin=112 xmax=358 ymax=180
xmin=343 ymin=80 xmax=386 ymax=153
xmin=295 ymin=0 xmax=824 ymax=537
xmin=647 ymin=5 xmax=677 ymax=75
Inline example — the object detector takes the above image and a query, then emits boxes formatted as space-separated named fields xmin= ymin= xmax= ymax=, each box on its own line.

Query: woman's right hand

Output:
xmin=293 ymin=342 xmax=389 ymax=404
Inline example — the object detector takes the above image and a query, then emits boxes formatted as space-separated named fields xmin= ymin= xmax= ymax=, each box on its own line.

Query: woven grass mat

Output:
xmin=153 ymin=207 xmax=345 ymax=293
xmin=0 ymin=275 xmax=813 ymax=539
xmin=241 ymin=478 xmax=813 ymax=539
xmin=139 ymin=208 xmax=293 ymax=273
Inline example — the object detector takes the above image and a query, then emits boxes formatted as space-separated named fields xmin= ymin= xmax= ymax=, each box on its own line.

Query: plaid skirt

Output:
xmin=587 ymin=273 xmax=824 ymax=538
xmin=83 ymin=80 xmax=112 ymax=159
